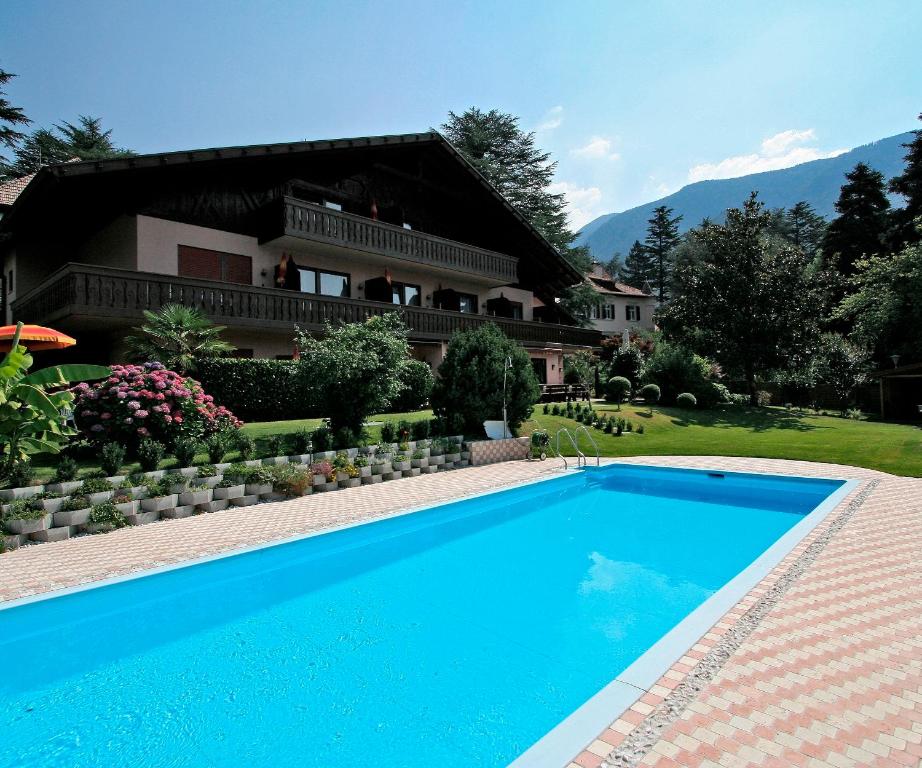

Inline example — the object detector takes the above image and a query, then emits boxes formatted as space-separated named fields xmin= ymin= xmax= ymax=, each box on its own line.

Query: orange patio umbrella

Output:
xmin=0 ymin=324 xmax=77 ymax=352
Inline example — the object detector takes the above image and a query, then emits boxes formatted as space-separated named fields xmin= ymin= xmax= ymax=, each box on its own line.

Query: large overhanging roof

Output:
xmin=1 ymin=131 xmax=584 ymax=289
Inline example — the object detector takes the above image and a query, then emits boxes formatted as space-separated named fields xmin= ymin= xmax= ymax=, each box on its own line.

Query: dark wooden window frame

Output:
xmin=391 ymin=281 xmax=422 ymax=306
xmin=457 ymin=292 xmax=478 ymax=314
xmin=295 ymin=266 xmax=351 ymax=298
xmin=177 ymin=245 xmax=252 ymax=285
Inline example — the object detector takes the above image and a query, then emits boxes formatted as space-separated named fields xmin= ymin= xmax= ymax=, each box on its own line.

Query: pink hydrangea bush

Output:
xmin=73 ymin=362 xmax=242 ymax=446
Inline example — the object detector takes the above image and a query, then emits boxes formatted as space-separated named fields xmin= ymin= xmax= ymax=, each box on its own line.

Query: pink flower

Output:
xmin=137 ymin=427 xmax=149 ymax=436
xmin=135 ymin=410 xmax=149 ymax=418
xmin=101 ymin=413 xmax=112 ymax=420
xmin=127 ymin=401 xmax=141 ymax=410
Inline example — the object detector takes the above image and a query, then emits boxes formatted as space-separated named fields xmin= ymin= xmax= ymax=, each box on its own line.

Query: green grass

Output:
xmin=524 ymin=404 xmax=922 ymax=477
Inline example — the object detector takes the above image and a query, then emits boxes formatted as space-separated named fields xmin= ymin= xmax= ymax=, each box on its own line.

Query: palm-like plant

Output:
xmin=125 ymin=304 xmax=235 ymax=372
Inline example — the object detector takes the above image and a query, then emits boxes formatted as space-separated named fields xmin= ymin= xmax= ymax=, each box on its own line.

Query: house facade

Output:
xmin=585 ymin=263 xmax=657 ymax=337
xmin=0 ymin=133 xmax=599 ymax=386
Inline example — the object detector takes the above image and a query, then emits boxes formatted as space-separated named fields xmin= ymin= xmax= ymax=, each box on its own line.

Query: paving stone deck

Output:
xmin=1 ymin=456 xmax=918 ymax=768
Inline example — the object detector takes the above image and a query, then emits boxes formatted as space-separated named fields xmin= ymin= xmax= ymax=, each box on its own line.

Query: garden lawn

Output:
xmin=524 ymin=404 xmax=922 ymax=478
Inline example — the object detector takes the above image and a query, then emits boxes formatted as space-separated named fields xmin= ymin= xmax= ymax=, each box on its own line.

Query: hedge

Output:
xmin=195 ymin=359 xmax=318 ymax=422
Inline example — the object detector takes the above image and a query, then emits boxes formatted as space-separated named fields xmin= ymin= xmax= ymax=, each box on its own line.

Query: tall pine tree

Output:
xmin=821 ymin=162 xmax=891 ymax=276
xmin=0 ymin=70 xmax=30 ymax=161
xmin=786 ymin=201 xmax=827 ymax=254
xmin=621 ymin=239 xmax=654 ymax=287
xmin=889 ymin=113 xmax=922 ymax=248
xmin=643 ymin=205 xmax=682 ymax=301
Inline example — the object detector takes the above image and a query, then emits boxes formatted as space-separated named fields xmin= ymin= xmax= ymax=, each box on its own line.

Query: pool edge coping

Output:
xmin=507 ymin=470 xmax=861 ymax=768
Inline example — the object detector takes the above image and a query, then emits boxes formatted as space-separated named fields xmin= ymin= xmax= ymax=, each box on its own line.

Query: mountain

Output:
xmin=576 ymin=131 xmax=913 ymax=259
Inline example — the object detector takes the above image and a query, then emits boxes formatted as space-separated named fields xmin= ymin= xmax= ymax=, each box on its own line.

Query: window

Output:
xmin=590 ymin=304 xmax=600 ymax=320
xmin=602 ymin=303 xmax=615 ymax=320
xmin=626 ymin=305 xmax=641 ymax=322
xmin=295 ymin=268 xmax=351 ymax=298
xmin=391 ymin=282 xmax=421 ymax=306
xmin=458 ymin=293 xmax=478 ymax=314
xmin=508 ymin=301 xmax=524 ymax=320
xmin=178 ymin=246 xmax=252 ymax=285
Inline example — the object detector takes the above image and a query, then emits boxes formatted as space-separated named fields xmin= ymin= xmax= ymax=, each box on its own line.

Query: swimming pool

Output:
xmin=0 ymin=464 xmax=852 ymax=768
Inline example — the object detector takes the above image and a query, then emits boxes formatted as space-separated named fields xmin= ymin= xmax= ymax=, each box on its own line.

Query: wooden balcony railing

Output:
xmin=265 ymin=197 xmax=520 ymax=283
xmin=12 ymin=264 xmax=601 ymax=348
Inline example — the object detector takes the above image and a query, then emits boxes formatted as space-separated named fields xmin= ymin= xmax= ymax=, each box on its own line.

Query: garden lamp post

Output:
xmin=502 ymin=355 xmax=512 ymax=439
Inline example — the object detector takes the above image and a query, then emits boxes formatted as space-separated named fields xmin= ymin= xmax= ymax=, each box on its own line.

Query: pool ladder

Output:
xmin=555 ymin=426 xmax=600 ymax=469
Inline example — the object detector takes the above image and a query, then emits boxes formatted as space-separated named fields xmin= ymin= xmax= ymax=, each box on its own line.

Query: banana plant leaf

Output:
xmin=21 ymin=364 xmax=111 ymax=387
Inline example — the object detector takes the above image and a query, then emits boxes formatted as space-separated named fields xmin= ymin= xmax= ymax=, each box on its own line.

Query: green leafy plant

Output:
xmin=353 ymin=455 xmax=368 ymax=468
xmin=172 ymin=437 xmax=199 ymax=468
xmin=636 ymin=424 xmax=645 ymax=434
xmin=87 ymin=502 xmax=127 ymax=531
xmin=333 ymin=427 xmax=358 ymax=451
xmin=204 ymin=432 xmax=228 ymax=464
xmin=411 ymin=449 xmax=424 ymax=460
xmin=379 ymin=422 xmax=397 ymax=445
xmin=640 ymin=383 xmax=661 ymax=414
xmin=246 ymin=466 xmax=274 ymax=485
xmin=411 ymin=419 xmax=430 ymax=441
xmin=311 ymin=426 xmax=332 ymax=452
xmin=61 ymin=495 xmax=91 ymax=512
xmin=136 ymin=439 xmax=165 ymax=471
xmin=605 ymin=376 xmax=632 ymax=409
xmin=52 ymin=455 xmax=79 ymax=483
xmin=78 ymin=477 xmax=113 ymax=494
xmin=99 ymin=442 xmax=127 ymax=476
xmin=7 ymin=458 xmax=34 ymax=488
xmin=235 ymin=432 xmax=256 ymax=461
xmin=144 ymin=480 xmax=171 ymax=498
xmin=293 ymin=428 xmax=313 ymax=455
xmin=0 ymin=323 xmax=110 ymax=486
xmin=263 ymin=434 xmax=283 ymax=458
xmin=391 ymin=358 xmax=434 ymax=412
xmin=3 ymin=498 xmax=45 ymax=520
xmin=124 ymin=303 xmax=235 ymax=373
xmin=197 ymin=464 xmax=218 ymax=478
xmin=195 ymin=358 xmax=315 ymax=422
xmin=676 ymin=392 xmax=698 ymax=409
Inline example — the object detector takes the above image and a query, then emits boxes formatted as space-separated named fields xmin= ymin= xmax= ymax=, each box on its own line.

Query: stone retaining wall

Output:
xmin=467 ymin=437 xmax=530 ymax=466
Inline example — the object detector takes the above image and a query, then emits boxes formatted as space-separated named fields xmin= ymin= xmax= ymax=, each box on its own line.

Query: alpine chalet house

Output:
xmin=0 ymin=133 xmax=598 ymax=386
xmin=585 ymin=262 xmax=656 ymax=337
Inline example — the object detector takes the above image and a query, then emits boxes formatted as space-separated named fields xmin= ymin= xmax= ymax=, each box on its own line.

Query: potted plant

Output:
xmin=273 ymin=466 xmax=313 ymax=497
xmin=410 ymin=449 xmax=427 ymax=469
xmin=371 ymin=456 xmax=391 ymax=476
xmin=392 ymin=453 xmax=411 ymax=473
xmin=353 ymin=455 xmax=372 ymax=478
xmin=162 ymin=472 xmax=189 ymax=494
xmin=244 ymin=467 xmax=274 ymax=496
xmin=444 ymin=438 xmax=462 ymax=464
xmin=140 ymin=480 xmax=180 ymax=512
xmin=35 ymin=490 xmax=66 ymax=514
xmin=77 ymin=476 xmax=114 ymax=505
xmin=213 ymin=477 xmax=245 ymax=501
xmin=53 ymin=495 xmax=92 ymax=527
xmin=111 ymin=491 xmax=138 ymax=517
xmin=196 ymin=465 xmax=223 ymax=489
xmin=4 ymin=498 xmax=52 ymax=534
xmin=179 ymin=480 xmax=213 ymax=506
xmin=84 ymin=502 xmax=127 ymax=534
xmin=414 ymin=440 xmax=431 ymax=458
xmin=337 ymin=463 xmax=361 ymax=489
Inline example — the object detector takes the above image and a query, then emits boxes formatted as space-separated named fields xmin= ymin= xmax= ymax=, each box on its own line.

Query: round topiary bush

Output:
xmin=605 ymin=376 xmax=632 ymax=406
xmin=676 ymin=392 xmax=698 ymax=409
xmin=639 ymin=383 xmax=661 ymax=404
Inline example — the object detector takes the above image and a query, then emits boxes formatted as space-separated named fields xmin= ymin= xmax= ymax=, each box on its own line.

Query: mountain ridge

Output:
xmin=576 ymin=131 xmax=913 ymax=259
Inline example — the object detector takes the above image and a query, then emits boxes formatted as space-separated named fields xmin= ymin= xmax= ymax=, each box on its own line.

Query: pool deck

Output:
xmin=1 ymin=456 xmax=920 ymax=767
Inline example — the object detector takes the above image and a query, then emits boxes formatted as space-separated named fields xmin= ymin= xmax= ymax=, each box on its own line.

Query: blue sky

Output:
xmin=2 ymin=0 xmax=920 ymax=229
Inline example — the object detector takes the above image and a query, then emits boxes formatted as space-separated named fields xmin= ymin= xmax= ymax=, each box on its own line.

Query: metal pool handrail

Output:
xmin=573 ymin=425 xmax=601 ymax=467
xmin=555 ymin=428 xmax=586 ymax=468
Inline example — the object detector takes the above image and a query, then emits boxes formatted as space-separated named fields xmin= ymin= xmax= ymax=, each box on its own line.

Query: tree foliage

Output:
xmin=125 ymin=304 xmax=235 ymax=373
xmin=295 ymin=313 xmax=412 ymax=434
xmin=889 ymin=114 xmax=922 ymax=248
xmin=0 ymin=70 xmax=30 ymax=155
xmin=644 ymin=205 xmax=682 ymax=301
xmin=621 ymin=239 xmax=654 ymax=288
xmin=658 ymin=194 xmax=818 ymax=404
xmin=821 ymin=162 xmax=891 ymax=276
xmin=430 ymin=323 xmax=540 ymax=436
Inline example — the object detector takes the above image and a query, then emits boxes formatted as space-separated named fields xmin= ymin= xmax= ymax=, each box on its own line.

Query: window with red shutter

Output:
xmin=177 ymin=245 xmax=252 ymax=285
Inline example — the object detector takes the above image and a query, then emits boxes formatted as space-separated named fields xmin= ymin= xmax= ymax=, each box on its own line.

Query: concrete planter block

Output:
xmin=114 ymin=500 xmax=139 ymax=516
xmin=0 ymin=485 xmax=43 ymax=502
xmin=179 ymin=489 xmax=213 ymax=506
xmin=167 ymin=481 xmax=190 ymax=494
xmin=357 ymin=466 xmax=372 ymax=478
xmin=5 ymin=514 xmax=52 ymax=534
xmin=125 ymin=510 xmax=160 ymax=526
xmin=141 ymin=494 xmax=180 ymax=512
xmin=445 ymin=453 xmax=461 ymax=463
xmin=82 ymin=522 xmax=119 ymax=535
xmin=343 ymin=447 xmax=359 ymax=458
xmin=212 ymin=484 xmax=244 ymax=500
xmin=288 ymin=455 xmax=311 ymax=465
xmin=178 ymin=467 xmax=199 ymax=478
xmin=310 ymin=473 xmax=329 ymax=487
xmin=45 ymin=480 xmax=82 ymax=495
xmin=215 ymin=462 xmax=233 ymax=472
xmin=393 ymin=461 xmax=411 ymax=472
xmin=416 ymin=448 xmax=431 ymax=458
xmin=230 ymin=495 xmax=259 ymax=507
xmin=198 ymin=476 xmax=222 ymax=489
xmin=41 ymin=497 xmax=67 ymax=514
xmin=105 ymin=475 xmax=127 ymax=485
xmin=421 ymin=465 xmax=438 ymax=474
xmin=87 ymin=491 xmax=113 ymax=505
xmin=197 ymin=499 xmax=229 ymax=513
xmin=428 ymin=455 xmax=445 ymax=466
xmin=407 ymin=468 xmax=421 ymax=477
xmin=54 ymin=507 xmax=91 ymax=527
xmin=457 ymin=460 xmax=470 ymax=468
xmin=381 ymin=471 xmax=399 ymax=481
xmin=243 ymin=459 xmax=263 ymax=467
xmin=30 ymin=526 xmax=71 ymax=543
xmin=262 ymin=456 xmax=289 ymax=466
xmin=371 ymin=462 xmax=391 ymax=475
xmin=316 ymin=481 xmax=338 ymax=493
xmin=460 ymin=451 xmax=471 ymax=460
xmin=314 ymin=450 xmax=336 ymax=461
xmin=338 ymin=477 xmax=361 ymax=489
xmin=245 ymin=483 xmax=273 ymax=496
xmin=411 ymin=458 xmax=428 ymax=469
xmin=128 ymin=486 xmax=149 ymax=499
xmin=161 ymin=505 xmax=195 ymax=519
xmin=2 ymin=534 xmax=22 ymax=551
xmin=144 ymin=469 xmax=167 ymax=481
xmin=261 ymin=491 xmax=287 ymax=502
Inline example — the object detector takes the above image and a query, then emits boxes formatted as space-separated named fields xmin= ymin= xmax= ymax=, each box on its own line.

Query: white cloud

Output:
xmin=688 ymin=129 xmax=848 ymax=183
xmin=535 ymin=105 xmax=564 ymax=132
xmin=571 ymin=136 xmax=620 ymax=161
xmin=548 ymin=180 xmax=605 ymax=229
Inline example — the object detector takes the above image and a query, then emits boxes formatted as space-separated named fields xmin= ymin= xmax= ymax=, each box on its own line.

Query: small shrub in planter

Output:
xmin=137 ymin=439 xmax=166 ymax=471
xmin=3 ymin=499 xmax=47 ymax=533
xmin=271 ymin=465 xmax=313 ymax=497
xmin=6 ymin=459 xmax=34 ymax=489
xmin=54 ymin=495 xmax=92 ymax=527
xmin=411 ymin=420 xmax=430 ymax=441
xmin=292 ymin=428 xmax=313 ymax=455
xmin=173 ymin=437 xmax=199 ymax=468
xmin=676 ymin=392 xmax=697 ymax=409
xmin=140 ymin=481 xmax=179 ymax=512
xmin=162 ymin=472 xmax=189 ymax=493
xmin=235 ymin=432 xmax=256 ymax=460
xmin=78 ymin=477 xmax=113 ymax=495
xmin=605 ymin=376 xmax=632 ymax=409
xmin=180 ymin=481 xmax=213 ymax=506
xmin=52 ymin=455 xmax=79 ymax=483
xmin=311 ymin=426 xmax=333 ymax=452
xmin=99 ymin=442 xmax=127 ymax=477
xmin=204 ymin=432 xmax=228 ymax=464
xmin=263 ymin=434 xmax=284 ymax=458
xmin=224 ymin=463 xmax=251 ymax=483
xmin=213 ymin=477 xmax=245 ymax=500
xmin=197 ymin=464 xmax=218 ymax=478
xmin=410 ymin=449 xmax=427 ymax=468
xmin=86 ymin=502 xmax=127 ymax=533
xmin=244 ymin=466 xmax=275 ymax=495
xmin=379 ymin=422 xmax=397 ymax=445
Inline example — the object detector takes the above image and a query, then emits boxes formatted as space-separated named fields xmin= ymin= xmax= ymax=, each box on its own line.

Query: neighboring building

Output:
xmin=0 ymin=133 xmax=599 ymax=386
xmin=585 ymin=263 xmax=657 ymax=337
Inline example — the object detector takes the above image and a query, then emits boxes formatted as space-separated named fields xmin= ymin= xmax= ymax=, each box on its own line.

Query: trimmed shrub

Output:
xmin=136 ymin=439 xmax=165 ymax=471
xmin=311 ymin=426 xmax=333 ymax=452
xmin=73 ymin=362 xmax=241 ymax=447
xmin=411 ymin=419 xmax=430 ymax=441
xmin=235 ymin=432 xmax=256 ymax=460
xmin=7 ymin=459 xmax=33 ymax=488
xmin=52 ymin=455 xmax=78 ymax=483
xmin=542 ymin=403 xmax=549 ymax=414
xmin=603 ymin=420 xmax=614 ymax=433
xmin=333 ymin=427 xmax=358 ymax=451
xmin=195 ymin=359 xmax=315 ymax=422
xmin=99 ymin=442 xmax=126 ymax=476
xmin=641 ymin=342 xmax=719 ymax=408
xmin=636 ymin=424 xmax=645 ymax=434
xmin=639 ymin=383 xmax=661 ymax=405
xmin=676 ymin=392 xmax=698 ymax=408
xmin=379 ymin=422 xmax=397 ymax=445
xmin=204 ymin=433 xmax=228 ymax=464
xmin=392 ymin=359 xmax=435 ymax=412
xmin=264 ymin=435 xmax=283 ymax=458
xmin=293 ymin=428 xmax=312 ymax=454
xmin=396 ymin=420 xmax=413 ymax=442
xmin=551 ymin=403 xmax=561 ymax=416
xmin=605 ymin=376 xmax=632 ymax=408
xmin=172 ymin=438 xmax=199 ymax=468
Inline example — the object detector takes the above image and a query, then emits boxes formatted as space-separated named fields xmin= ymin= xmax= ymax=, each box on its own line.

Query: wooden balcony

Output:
xmin=12 ymin=264 xmax=601 ymax=348
xmin=261 ymin=197 xmax=520 ymax=284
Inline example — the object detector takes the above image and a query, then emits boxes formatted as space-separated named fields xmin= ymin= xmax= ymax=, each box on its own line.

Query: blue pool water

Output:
xmin=0 ymin=465 xmax=844 ymax=768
